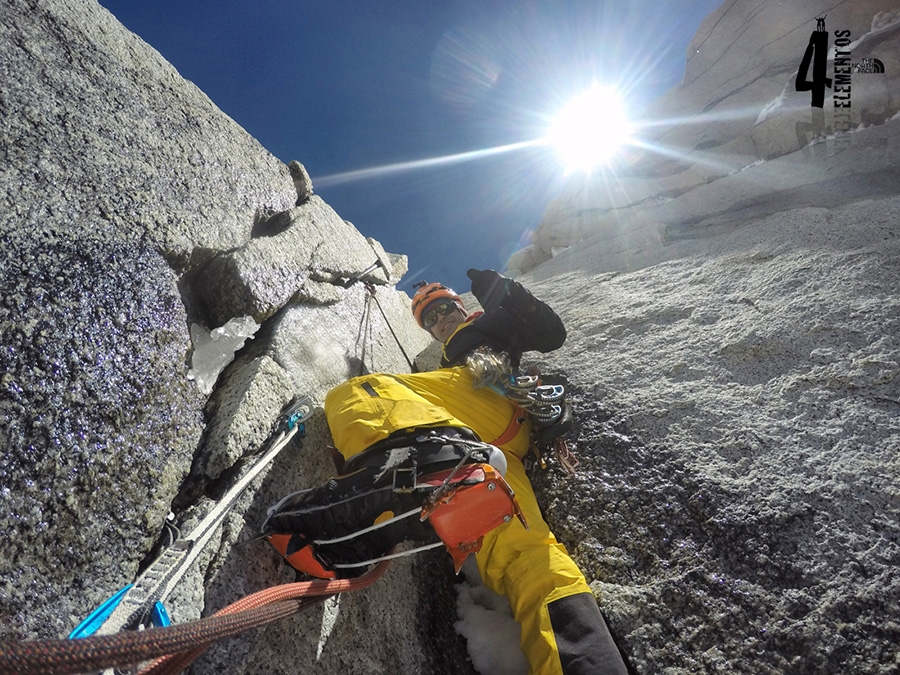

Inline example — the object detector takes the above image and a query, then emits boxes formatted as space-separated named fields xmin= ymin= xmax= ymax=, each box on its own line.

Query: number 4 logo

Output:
xmin=796 ymin=16 xmax=833 ymax=108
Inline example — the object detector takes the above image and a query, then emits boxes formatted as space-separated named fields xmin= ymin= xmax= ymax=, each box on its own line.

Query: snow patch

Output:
xmin=755 ymin=83 xmax=790 ymax=125
xmin=728 ymin=159 xmax=765 ymax=176
xmin=317 ymin=595 xmax=341 ymax=660
xmin=187 ymin=316 xmax=259 ymax=394
xmin=454 ymin=563 xmax=527 ymax=675
xmin=871 ymin=8 xmax=900 ymax=33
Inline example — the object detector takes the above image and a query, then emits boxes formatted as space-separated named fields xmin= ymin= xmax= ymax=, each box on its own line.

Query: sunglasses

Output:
xmin=422 ymin=300 xmax=458 ymax=328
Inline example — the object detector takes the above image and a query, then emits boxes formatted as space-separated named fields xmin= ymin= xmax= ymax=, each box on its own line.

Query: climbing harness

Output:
xmin=321 ymin=461 xmax=523 ymax=575
xmin=58 ymin=396 xmax=314 ymax=672
xmin=466 ymin=349 xmax=579 ymax=474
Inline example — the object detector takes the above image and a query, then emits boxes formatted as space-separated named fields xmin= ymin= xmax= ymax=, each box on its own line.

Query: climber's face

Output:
xmin=423 ymin=300 xmax=467 ymax=343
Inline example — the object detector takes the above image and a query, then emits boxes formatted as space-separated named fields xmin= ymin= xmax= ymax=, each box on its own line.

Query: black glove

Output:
xmin=467 ymin=268 xmax=510 ymax=312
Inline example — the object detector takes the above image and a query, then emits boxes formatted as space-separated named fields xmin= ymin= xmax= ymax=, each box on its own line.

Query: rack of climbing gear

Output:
xmin=466 ymin=348 xmax=579 ymax=475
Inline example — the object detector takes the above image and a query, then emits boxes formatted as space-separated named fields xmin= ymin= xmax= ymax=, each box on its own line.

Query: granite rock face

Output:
xmin=193 ymin=197 xmax=397 ymax=326
xmin=0 ymin=0 xmax=297 ymax=267
xmin=515 ymin=56 xmax=900 ymax=674
xmin=0 ymin=230 xmax=200 ymax=640
xmin=502 ymin=2 xmax=900 ymax=671
xmin=4 ymin=0 xmax=899 ymax=673
xmin=523 ymin=191 xmax=900 ymax=673
xmin=519 ymin=0 xmax=900 ymax=273
xmin=0 ymin=1 xmax=441 ymax=670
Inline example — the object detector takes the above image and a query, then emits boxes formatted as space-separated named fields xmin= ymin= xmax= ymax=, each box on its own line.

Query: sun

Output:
xmin=547 ymin=86 xmax=633 ymax=173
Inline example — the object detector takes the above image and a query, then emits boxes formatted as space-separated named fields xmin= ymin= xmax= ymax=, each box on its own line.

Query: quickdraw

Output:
xmin=0 ymin=396 xmax=372 ymax=675
xmin=67 ymin=397 xmax=314 ymax=658
xmin=553 ymin=437 xmax=580 ymax=475
xmin=0 ymin=559 xmax=390 ymax=675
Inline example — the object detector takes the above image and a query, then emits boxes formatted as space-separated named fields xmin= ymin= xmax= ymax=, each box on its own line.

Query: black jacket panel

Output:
xmin=441 ymin=273 xmax=565 ymax=369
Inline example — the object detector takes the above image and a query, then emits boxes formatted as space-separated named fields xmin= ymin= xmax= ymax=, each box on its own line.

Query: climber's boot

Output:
xmin=263 ymin=427 xmax=518 ymax=578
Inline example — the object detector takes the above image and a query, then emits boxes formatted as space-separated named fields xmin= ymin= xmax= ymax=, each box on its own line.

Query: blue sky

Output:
xmin=98 ymin=0 xmax=722 ymax=294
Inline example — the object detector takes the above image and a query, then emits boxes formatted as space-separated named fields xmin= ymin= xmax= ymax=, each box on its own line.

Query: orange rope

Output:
xmin=0 ymin=561 xmax=390 ymax=675
xmin=137 ymin=597 xmax=327 ymax=675
xmin=138 ymin=560 xmax=391 ymax=675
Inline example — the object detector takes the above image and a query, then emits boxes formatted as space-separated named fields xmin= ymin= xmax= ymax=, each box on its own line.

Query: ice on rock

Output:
xmin=188 ymin=316 xmax=259 ymax=394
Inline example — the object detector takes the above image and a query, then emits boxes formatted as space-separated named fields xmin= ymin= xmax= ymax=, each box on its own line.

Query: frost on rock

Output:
xmin=188 ymin=316 xmax=260 ymax=394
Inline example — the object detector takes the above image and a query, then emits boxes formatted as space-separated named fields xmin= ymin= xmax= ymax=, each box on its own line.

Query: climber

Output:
xmin=264 ymin=269 xmax=628 ymax=675
xmin=409 ymin=270 xmax=628 ymax=675
xmin=410 ymin=269 xmax=565 ymax=369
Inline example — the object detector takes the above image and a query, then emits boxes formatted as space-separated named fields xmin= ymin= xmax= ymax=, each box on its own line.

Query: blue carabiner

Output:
xmin=69 ymin=586 xmax=170 ymax=638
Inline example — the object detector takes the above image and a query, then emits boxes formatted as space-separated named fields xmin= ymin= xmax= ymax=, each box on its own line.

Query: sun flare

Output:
xmin=547 ymin=86 xmax=633 ymax=173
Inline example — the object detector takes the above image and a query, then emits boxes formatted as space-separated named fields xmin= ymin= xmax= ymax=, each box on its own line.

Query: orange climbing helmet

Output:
xmin=411 ymin=281 xmax=463 ymax=328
